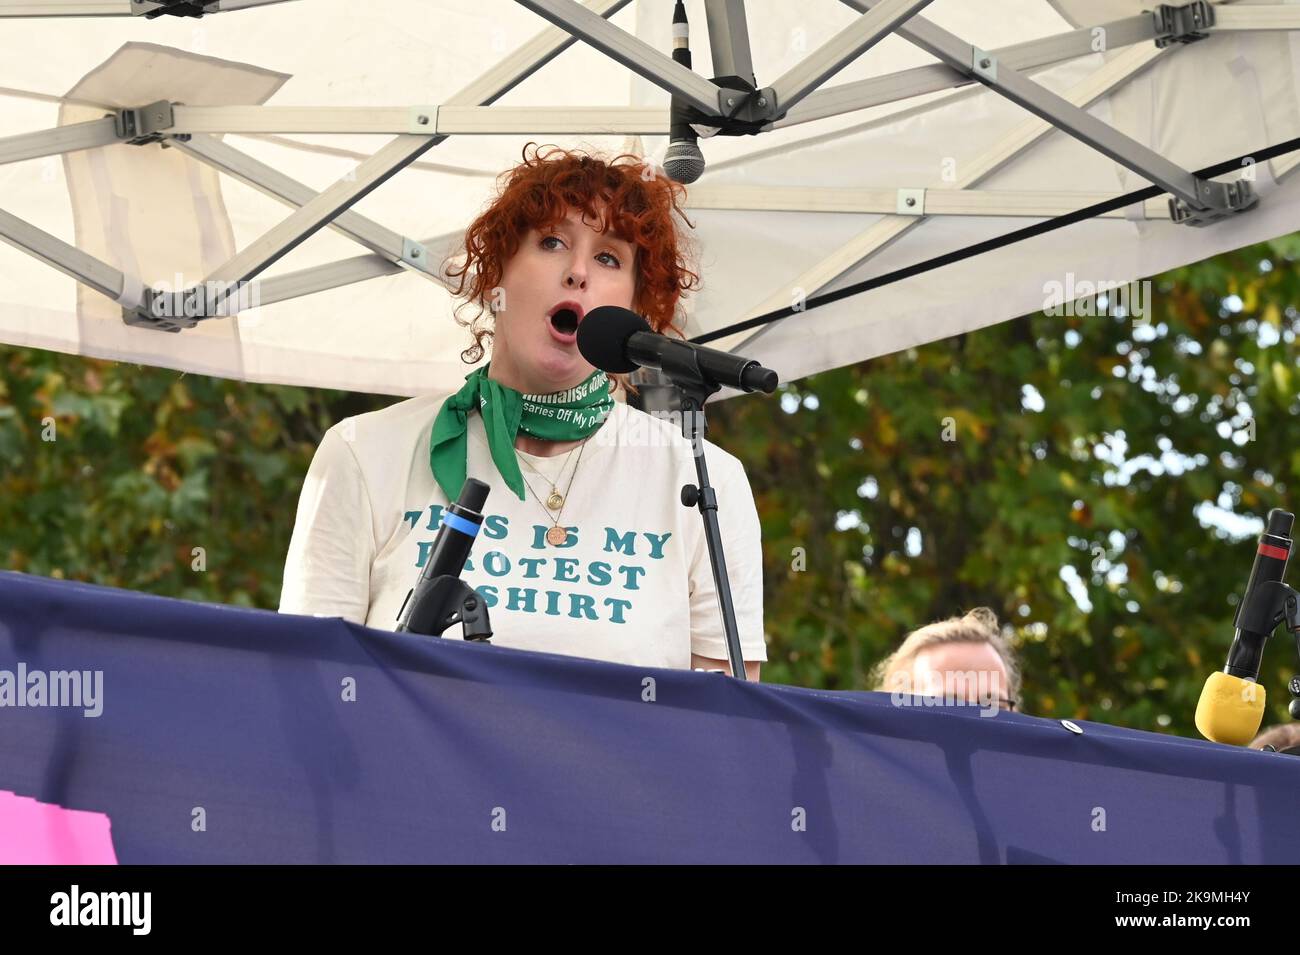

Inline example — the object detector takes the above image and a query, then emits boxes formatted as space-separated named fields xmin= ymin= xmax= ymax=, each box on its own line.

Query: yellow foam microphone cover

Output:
xmin=1195 ymin=671 xmax=1266 ymax=746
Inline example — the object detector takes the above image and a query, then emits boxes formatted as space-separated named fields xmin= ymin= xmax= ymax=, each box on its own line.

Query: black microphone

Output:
xmin=395 ymin=478 xmax=490 ymax=634
xmin=663 ymin=1 xmax=705 ymax=185
xmin=1195 ymin=508 xmax=1294 ymax=743
xmin=577 ymin=305 xmax=778 ymax=394
xmin=1226 ymin=508 xmax=1294 ymax=679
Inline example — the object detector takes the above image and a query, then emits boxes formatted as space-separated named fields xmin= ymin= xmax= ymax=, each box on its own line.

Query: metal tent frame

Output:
xmin=0 ymin=0 xmax=1293 ymax=343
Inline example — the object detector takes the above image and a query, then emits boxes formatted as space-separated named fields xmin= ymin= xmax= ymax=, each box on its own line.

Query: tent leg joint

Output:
xmin=122 ymin=286 xmax=235 ymax=332
xmin=677 ymin=79 xmax=779 ymax=136
xmin=1152 ymin=2 xmax=1215 ymax=49
xmin=1169 ymin=177 xmax=1258 ymax=226
xmin=135 ymin=1 xmax=215 ymax=18
xmin=112 ymin=101 xmax=177 ymax=146
xmin=121 ymin=305 xmax=194 ymax=333
xmin=715 ymin=79 xmax=781 ymax=127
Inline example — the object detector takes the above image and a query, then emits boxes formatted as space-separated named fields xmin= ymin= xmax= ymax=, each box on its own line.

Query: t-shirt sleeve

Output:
xmin=686 ymin=453 xmax=768 ymax=664
xmin=277 ymin=424 xmax=376 ymax=626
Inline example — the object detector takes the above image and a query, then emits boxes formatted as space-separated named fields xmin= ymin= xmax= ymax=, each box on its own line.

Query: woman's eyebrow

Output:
xmin=550 ymin=221 xmax=633 ymax=252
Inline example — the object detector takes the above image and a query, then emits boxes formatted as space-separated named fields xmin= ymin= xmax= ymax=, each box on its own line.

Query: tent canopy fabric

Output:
xmin=0 ymin=0 xmax=1298 ymax=400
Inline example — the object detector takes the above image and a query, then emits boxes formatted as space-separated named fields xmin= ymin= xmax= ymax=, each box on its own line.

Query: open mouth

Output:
xmin=549 ymin=308 xmax=580 ymax=336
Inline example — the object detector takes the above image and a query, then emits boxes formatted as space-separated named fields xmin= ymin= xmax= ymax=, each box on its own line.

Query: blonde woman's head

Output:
xmin=874 ymin=607 xmax=1021 ymax=711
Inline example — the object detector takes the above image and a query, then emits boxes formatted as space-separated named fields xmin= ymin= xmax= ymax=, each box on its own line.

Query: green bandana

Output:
xmin=429 ymin=363 xmax=615 ymax=502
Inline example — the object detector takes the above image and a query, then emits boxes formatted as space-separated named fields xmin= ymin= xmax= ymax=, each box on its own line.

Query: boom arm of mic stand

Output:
xmin=659 ymin=346 xmax=748 ymax=680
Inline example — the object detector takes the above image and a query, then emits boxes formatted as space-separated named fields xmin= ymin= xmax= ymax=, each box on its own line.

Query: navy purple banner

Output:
xmin=1 ymin=569 xmax=1298 ymax=863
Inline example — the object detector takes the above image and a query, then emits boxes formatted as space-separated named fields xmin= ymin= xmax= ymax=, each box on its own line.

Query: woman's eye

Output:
xmin=542 ymin=235 xmax=620 ymax=267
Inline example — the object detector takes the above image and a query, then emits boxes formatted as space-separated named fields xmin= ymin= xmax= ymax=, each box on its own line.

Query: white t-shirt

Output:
xmin=278 ymin=391 xmax=767 ymax=670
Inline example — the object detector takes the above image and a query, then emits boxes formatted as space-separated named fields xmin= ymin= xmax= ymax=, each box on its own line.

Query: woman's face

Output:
xmin=488 ymin=204 xmax=637 ymax=395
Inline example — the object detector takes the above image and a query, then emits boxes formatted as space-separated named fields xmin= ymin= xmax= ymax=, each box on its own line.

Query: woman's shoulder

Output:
xmin=329 ymin=392 xmax=449 ymax=443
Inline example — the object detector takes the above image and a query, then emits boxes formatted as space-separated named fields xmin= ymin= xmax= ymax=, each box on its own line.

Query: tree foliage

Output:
xmin=0 ymin=354 xmax=380 ymax=609
xmin=710 ymin=236 xmax=1300 ymax=736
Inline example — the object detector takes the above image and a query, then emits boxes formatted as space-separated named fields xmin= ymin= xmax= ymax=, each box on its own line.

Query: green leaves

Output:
xmin=710 ymin=237 xmax=1300 ymax=735
xmin=0 ymin=344 xmax=383 ymax=605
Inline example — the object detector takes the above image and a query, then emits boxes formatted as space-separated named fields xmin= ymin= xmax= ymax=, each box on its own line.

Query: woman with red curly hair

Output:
xmin=280 ymin=143 xmax=765 ymax=677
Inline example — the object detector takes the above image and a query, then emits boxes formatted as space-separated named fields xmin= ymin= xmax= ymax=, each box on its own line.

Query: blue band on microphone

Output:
xmin=441 ymin=511 xmax=482 ymax=537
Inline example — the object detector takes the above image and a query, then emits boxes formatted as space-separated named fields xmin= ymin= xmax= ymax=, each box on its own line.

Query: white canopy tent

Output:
xmin=1 ymin=0 xmax=1298 ymax=401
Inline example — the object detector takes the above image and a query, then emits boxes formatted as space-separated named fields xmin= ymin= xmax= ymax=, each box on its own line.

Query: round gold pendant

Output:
xmin=545 ymin=491 xmax=564 ymax=510
xmin=545 ymin=525 xmax=568 ymax=546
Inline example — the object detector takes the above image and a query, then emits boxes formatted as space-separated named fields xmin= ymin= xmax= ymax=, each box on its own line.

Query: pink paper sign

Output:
xmin=0 ymin=791 xmax=118 ymax=864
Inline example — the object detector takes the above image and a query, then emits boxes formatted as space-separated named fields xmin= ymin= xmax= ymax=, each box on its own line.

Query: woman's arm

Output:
xmin=691 ymin=653 xmax=762 ymax=681
xmin=278 ymin=423 xmax=376 ymax=626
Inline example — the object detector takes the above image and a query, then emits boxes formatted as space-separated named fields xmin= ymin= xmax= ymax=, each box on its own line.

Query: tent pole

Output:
xmin=725 ymin=42 xmax=1171 ymax=356
xmin=0 ymin=0 xmax=295 ymax=16
xmin=241 ymin=174 xmax=1174 ymax=312
xmin=0 ymin=0 xmax=141 ymax=15
xmin=9 ymin=0 xmax=1287 ymax=327
xmin=776 ymin=12 xmax=1160 ymax=129
xmin=255 ymin=245 xmax=434 ymax=307
xmin=0 ymin=117 xmax=118 ymax=165
xmin=0 ymin=206 xmax=137 ymax=310
xmin=165 ymin=104 xmax=661 ymax=136
xmin=164 ymin=6 xmax=1174 ymax=312
xmin=765 ymin=0 xmax=935 ymax=116
xmin=842 ymin=0 xmax=1256 ymax=222
xmin=703 ymin=0 xmax=755 ymax=88
xmin=682 ymin=183 xmax=1171 ymax=220
xmin=249 ymin=229 xmax=469 ymax=307
xmin=196 ymin=133 xmax=439 ymax=313
xmin=0 ymin=0 xmax=628 ymax=326
xmin=515 ymin=0 xmax=724 ymax=116
xmin=171 ymin=134 xmax=438 ymax=277
xmin=133 ymin=0 xmax=634 ymax=325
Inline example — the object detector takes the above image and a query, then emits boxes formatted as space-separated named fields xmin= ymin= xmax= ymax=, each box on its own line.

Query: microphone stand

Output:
xmin=1237 ymin=580 xmax=1300 ymax=718
xmin=658 ymin=345 xmax=748 ymax=680
xmin=395 ymin=477 xmax=495 ymax=640
xmin=396 ymin=576 xmax=493 ymax=640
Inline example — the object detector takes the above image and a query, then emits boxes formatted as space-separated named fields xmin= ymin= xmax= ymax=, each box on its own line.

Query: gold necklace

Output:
xmin=517 ymin=441 xmax=582 ymax=511
xmin=518 ymin=439 xmax=588 ymax=546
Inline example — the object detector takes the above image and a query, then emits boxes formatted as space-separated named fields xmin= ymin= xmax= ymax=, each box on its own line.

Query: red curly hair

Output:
xmin=442 ymin=142 xmax=701 ymax=395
